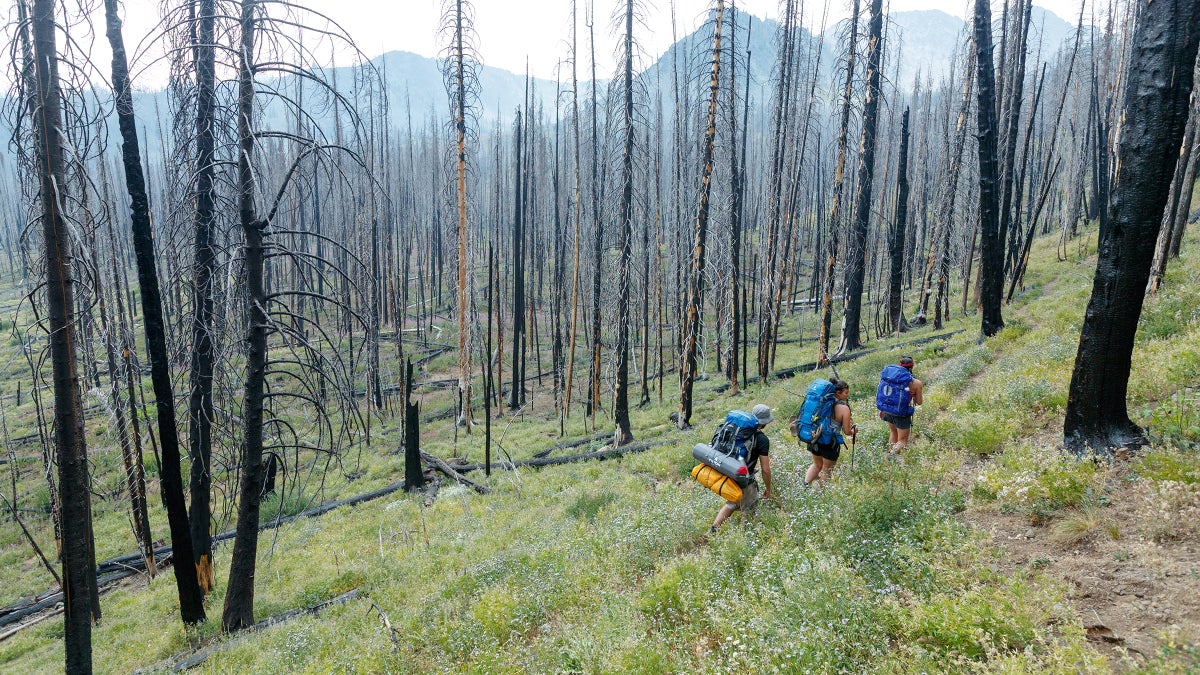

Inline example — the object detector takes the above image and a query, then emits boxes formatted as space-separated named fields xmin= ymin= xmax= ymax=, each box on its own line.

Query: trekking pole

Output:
xmin=849 ymin=427 xmax=857 ymax=468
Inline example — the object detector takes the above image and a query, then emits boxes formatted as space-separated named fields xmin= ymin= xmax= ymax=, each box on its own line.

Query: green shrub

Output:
xmin=930 ymin=412 xmax=1016 ymax=456
xmin=566 ymin=491 xmax=617 ymax=521
xmin=958 ymin=416 xmax=1017 ymax=456
xmin=636 ymin=558 xmax=706 ymax=628
xmin=1134 ymin=444 xmax=1200 ymax=484
xmin=1138 ymin=288 xmax=1200 ymax=341
xmin=830 ymin=481 xmax=968 ymax=592
xmin=1139 ymin=387 xmax=1200 ymax=446
xmin=903 ymin=575 xmax=1052 ymax=661
xmin=993 ymin=319 xmax=1031 ymax=344
xmin=258 ymin=489 xmax=311 ymax=524
xmin=973 ymin=444 xmax=1103 ymax=522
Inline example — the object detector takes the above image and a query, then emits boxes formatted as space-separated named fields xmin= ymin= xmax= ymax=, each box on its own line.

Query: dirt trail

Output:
xmin=959 ymin=458 xmax=1200 ymax=669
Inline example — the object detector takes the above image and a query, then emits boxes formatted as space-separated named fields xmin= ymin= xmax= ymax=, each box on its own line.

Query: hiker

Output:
xmin=710 ymin=404 xmax=774 ymax=531
xmin=877 ymin=356 xmax=923 ymax=453
xmin=804 ymin=379 xmax=856 ymax=489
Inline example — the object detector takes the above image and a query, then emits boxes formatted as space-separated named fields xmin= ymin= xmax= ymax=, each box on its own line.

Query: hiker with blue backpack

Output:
xmin=797 ymin=378 xmax=856 ymax=489
xmin=876 ymin=356 xmax=923 ymax=454
xmin=707 ymin=404 xmax=775 ymax=532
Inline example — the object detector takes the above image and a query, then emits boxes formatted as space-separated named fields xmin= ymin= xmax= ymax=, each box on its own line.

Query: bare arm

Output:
xmin=759 ymin=455 xmax=772 ymax=498
xmin=911 ymin=379 xmax=923 ymax=406
xmin=837 ymin=403 xmax=856 ymax=436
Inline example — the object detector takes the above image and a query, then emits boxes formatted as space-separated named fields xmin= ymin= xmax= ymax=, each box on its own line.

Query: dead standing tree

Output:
xmin=101 ymin=0 xmax=165 ymax=586
xmin=612 ymin=0 xmax=639 ymax=445
xmin=758 ymin=0 xmax=797 ymax=378
xmin=186 ymin=0 xmax=220 ymax=595
xmin=20 ymin=0 xmax=98 ymax=667
xmin=837 ymin=0 xmax=884 ymax=355
xmin=818 ymin=0 xmax=859 ymax=365
xmin=1064 ymin=0 xmax=1199 ymax=453
xmin=886 ymin=107 xmax=911 ymax=334
xmin=221 ymin=0 xmax=374 ymax=630
xmin=1148 ymin=53 xmax=1200 ymax=294
xmin=440 ymin=0 xmax=479 ymax=430
xmin=972 ymin=0 xmax=1005 ymax=338
xmin=678 ymin=0 xmax=724 ymax=430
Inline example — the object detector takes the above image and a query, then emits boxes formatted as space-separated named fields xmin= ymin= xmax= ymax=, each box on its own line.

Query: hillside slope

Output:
xmin=2 ymin=222 xmax=1198 ymax=672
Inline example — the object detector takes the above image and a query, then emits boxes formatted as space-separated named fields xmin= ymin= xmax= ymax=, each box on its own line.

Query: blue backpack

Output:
xmin=710 ymin=410 xmax=760 ymax=461
xmin=876 ymin=364 xmax=915 ymax=416
xmin=797 ymin=379 xmax=839 ymax=445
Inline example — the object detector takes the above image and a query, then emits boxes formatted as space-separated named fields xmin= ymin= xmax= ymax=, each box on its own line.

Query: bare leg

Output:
xmin=805 ymin=455 xmax=821 ymax=485
xmin=815 ymin=458 xmax=837 ymax=488
xmin=711 ymin=503 xmax=736 ymax=530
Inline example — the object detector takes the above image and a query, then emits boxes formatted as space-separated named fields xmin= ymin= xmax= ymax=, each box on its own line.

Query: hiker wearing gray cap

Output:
xmin=710 ymin=404 xmax=775 ymax=531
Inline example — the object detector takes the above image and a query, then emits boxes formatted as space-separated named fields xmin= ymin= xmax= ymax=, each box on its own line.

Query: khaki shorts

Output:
xmin=726 ymin=479 xmax=760 ymax=511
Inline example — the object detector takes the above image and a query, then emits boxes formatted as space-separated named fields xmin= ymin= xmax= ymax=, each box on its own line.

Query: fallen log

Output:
xmin=716 ymin=329 xmax=963 ymax=392
xmin=154 ymin=589 xmax=361 ymax=672
xmin=532 ymin=432 xmax=611 ymax=458
xmin=0 ymin=480 xmax=409 ymax=631
xmin=453 ymin=440 xmax=663 ymax=474
xmin=419 ymin=450 xmax=490 ymax=494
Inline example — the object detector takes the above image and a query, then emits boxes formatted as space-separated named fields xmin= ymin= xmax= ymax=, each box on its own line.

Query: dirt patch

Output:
xmin=960 ymin=459 xmax=1200 ymax=669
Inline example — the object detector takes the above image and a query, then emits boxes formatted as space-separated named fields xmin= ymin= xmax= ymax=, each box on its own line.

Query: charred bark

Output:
xmin=887 ymin=108 xmax=912 ymax=334
xmin=1064 ymin=0 xmax=1199 ymax=453
xmin=973 ymin=0 xmax=1005 ymax=337
xmin=30 ymin=0 xmax=97 ymax=667
xmin=838 ymin=0 xmax=884 ymax=354
xmin=679 ymin=0 xmax=724 ymax=430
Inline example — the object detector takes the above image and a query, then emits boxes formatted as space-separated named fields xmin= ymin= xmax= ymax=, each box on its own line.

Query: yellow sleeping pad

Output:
xmin=692 ymin=463 xmax=744 ymax=503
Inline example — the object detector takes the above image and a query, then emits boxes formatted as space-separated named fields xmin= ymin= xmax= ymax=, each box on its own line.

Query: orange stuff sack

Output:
xmin=692 ymin=463 xmax=744 ymax=503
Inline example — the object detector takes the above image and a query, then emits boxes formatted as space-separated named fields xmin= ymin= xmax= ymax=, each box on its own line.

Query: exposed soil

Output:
xmin=958 ymin=456 xmax=1200 ymax=670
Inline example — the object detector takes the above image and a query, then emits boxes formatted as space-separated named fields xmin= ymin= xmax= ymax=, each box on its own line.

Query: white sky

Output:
xmin=54 ymin=0 xmax=1092 ymax=87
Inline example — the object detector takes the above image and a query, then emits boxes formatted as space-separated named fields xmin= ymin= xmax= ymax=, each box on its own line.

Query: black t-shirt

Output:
xmin=746 ymin=430 xmax=770 ymax=475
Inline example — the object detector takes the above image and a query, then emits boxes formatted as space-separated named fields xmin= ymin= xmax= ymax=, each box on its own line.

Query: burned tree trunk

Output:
xmin=613 ymin=0 xmax=637 ymax=445
xmin=726 ymin=6 xmax=748 ymax=394
xmin=973 ymin=0 xmax=1005 ymax=338
xmin=446 ymin=0 xmax=475 ymax=430
xmin=1148 ymin=101 xmax=1199 ymax=294
xmin=404 ymin=359 xmax=424 ymax=489
xmin=1065 ymin=0 xmax=1199 ymax=453
xmin=510 ymin=110 xmax=526 ymax=411
xmin=563 ymin=0 xmax=584 ymax=420
xmin=30 ymin=0 xmax=97 ymax=666
xmin=818 ymin=0 xmax=859 ymax=364
xmin=103 ymin=0 xmax=205 ymax=623
xmin=887 ymin=108 xmax=912 ymax=334
xmin=223 ymin=0 xmax=267 ymax=631
xmin=758 ymin=0 xmax=796 ymax=378
xmin=679 ymin=0 xmax=724 ymax=429
xmin=187 ymin=0 xmax=218 ymax=596
xmin=838 ymin=0 xmax=884 ymax=354
xmin=587 ymin=13 xmax=604 ymax=425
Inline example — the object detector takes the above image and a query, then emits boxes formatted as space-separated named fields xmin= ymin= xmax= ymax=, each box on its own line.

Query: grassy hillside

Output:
xmin=2 ymin=221 xmax=1199 ymax=673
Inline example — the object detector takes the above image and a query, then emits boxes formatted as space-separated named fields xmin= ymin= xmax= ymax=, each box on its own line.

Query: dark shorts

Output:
xmin=882 ymin=412 xmax=912 ymax=430
xmin=808 ymin=441 xmax=840 ymax=462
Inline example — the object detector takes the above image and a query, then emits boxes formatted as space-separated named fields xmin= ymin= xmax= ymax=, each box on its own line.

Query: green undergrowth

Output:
xmin=5 ymin=228 xmax=1200 ymax=672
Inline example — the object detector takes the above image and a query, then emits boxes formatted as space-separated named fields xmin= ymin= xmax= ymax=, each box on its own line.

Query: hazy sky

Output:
xmin=51 ymin=0 xmax=1093 ymax=87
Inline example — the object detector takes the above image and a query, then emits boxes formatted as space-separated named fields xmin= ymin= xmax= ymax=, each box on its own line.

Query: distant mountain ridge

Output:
xmin=1 ymin=7 xmax=1082 ymax=167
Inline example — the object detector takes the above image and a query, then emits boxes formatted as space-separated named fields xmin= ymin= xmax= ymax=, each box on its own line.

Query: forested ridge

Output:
xmin=0 ymin=0 xmax=1198 ymax=671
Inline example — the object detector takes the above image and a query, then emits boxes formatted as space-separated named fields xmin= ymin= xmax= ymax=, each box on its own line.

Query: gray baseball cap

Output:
xmin=752 ymin=404 xmax=774 ymax=426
